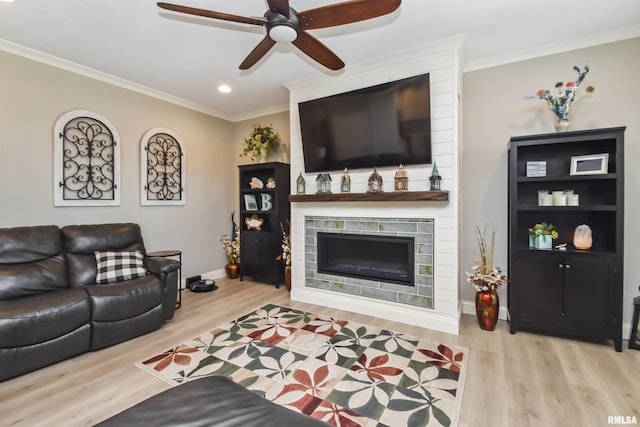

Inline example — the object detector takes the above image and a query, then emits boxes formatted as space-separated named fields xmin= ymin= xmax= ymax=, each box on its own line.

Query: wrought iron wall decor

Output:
xmin=53 ymin=110 xmax=121 ymax=206
xmin=140 ymin=128 xmax=185 ymax=205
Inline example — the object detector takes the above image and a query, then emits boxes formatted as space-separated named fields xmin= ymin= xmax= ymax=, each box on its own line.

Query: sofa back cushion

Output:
xmin=62 ymin=223 xmax=146 ymax=288
xmin=0 ymin=225 xmax=67 ymax=300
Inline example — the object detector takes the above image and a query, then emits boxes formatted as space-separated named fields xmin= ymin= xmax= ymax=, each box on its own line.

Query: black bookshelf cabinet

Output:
xmin=238 ymin=162 xmax=290 ymax=287
xmin=508 ymin=127 xmax=625 ymax=351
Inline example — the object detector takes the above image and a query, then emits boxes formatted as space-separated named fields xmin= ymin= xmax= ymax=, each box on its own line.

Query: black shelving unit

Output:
xmin=238 ymin=162 xmax=290 ymax=287
xmin=508 ymin=127 xmax=625 ymax=351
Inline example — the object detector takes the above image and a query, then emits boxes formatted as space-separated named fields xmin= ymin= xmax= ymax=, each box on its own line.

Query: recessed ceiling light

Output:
xmin=218 ymin=85 xmax=231 ymax=93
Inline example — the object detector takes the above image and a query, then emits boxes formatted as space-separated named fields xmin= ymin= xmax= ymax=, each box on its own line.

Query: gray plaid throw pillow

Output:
xmin=95 ymin=250 xmax=148 ymax=284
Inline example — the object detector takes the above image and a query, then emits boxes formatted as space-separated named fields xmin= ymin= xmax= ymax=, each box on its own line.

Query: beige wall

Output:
xmin=0 ymin=51 xmax=236 ymax=281
xmin=462 ymin=37 xmax=640 ymax=328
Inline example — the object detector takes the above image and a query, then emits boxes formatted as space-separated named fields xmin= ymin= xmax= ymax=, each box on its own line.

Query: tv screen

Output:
xmin=298 ymin=73 xmax=431 ymax=173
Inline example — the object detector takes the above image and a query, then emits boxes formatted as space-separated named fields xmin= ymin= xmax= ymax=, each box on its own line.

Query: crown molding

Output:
xmin=464 ymin=25 xmax=640 ymax=72
xmin=0 ymin=39 xmax=235 ymax=122
xmin=231 ymin=103 xmax=290 ymax=122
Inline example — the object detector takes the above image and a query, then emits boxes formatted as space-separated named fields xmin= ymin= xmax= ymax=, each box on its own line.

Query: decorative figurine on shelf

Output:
xmin=245 ymin=213 xmax=264 ymax=230
xmin=315 ymin=173 xmax=332 ymax=194
xmin=367 ymin=167 xmax=383 ymax=193
xmin=429 ymin=162 xmax=441 ymax=191
xmin=249 ymin=177 xmax=264 ymax=189
xmin=394 ymin=164 xmax=408 ymax=191
xmin=296 ymin=173 xmax=306 ymax=194
xmin=266 ymin=177 xmax=276 ymax=189
xmin=340 ymin=167 xmax=351 ymax=193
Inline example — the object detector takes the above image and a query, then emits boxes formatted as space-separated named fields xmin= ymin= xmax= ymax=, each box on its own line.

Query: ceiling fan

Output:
xmin=157 ymin=0 xmax=402 ymax=70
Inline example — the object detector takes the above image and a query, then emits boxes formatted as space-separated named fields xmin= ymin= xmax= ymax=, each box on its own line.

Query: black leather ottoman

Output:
xmin=95 ymin=376 xmax=331 ymax=427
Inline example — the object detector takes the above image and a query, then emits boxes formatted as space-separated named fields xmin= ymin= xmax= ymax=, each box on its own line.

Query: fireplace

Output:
xmin=304 ymin=216 xmax=434 ymax=310
xmin=288 ymin=39 xmax=461 ymax=334
xmin=317 ymin=232 xmax=414 ymax=285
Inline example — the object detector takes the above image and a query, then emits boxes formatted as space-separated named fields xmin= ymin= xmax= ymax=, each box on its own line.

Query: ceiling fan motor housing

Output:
xmin=265 ymin=8 xmax=299 ymax=42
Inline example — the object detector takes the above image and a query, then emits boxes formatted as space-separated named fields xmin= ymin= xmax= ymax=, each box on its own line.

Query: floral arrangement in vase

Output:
xmin=528 ymin=222 xmax=558 ymax=249
xmin=466 ymin=226 xmax=508 ymax=292
xmin=275 ymin=221 xmax=291 ymax=290
xmin=219 ymin=233 xmax=240 ymax=264
xmin=240 ymin=123 xmax=281 ymax=162
xmin=525 ymin=65 xmax=594 ymax=128
xmin=275 ymin=222 xmax=290 ymax=267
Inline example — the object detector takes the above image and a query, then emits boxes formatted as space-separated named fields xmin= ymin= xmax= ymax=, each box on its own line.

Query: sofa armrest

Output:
xmin=144 ymin=257 xmax=180 ymax=320
xmin=145 ymin=257 xmax=180 ymax=276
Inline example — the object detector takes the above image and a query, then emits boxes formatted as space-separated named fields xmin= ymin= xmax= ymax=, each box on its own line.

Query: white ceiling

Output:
xmin=1 ymin=0 xmax=640 ymax=121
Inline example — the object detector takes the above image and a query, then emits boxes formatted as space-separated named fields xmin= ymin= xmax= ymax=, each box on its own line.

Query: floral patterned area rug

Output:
xmin=136 ymin=304 xmax=468 ymax=427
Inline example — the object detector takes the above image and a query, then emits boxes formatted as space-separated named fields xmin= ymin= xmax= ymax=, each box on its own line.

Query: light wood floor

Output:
xmin=1 ymin=278 xmax=639 ymax=427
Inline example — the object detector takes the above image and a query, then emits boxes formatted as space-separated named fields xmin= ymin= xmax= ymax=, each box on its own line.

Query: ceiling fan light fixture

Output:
xmin=268 ymin=24 xmax=297 ymax=43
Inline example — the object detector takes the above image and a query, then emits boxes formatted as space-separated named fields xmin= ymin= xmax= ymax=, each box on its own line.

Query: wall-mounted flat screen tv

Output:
xmin=298 ymin=73 xmax=431 ymax=173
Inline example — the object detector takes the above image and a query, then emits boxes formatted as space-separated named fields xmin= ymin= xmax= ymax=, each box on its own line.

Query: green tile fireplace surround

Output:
xmin=304 ymin=216 xmax=434 ymax=309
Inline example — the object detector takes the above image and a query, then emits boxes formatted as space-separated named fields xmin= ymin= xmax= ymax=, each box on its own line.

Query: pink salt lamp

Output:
xmin=573 ymin=224 xmax=592 ymax=250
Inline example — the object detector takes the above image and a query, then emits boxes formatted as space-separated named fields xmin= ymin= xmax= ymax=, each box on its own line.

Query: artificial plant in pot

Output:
xmin=219 ymin=212 xmax=240 ymax=279
xmin=240 ymin=123 xmax=281 ymax=162
xmin=275 ymin=221 xmax=291 ymax=291
xmin=466 ymin=226 xmax=508 ymax=331
xmin=528 ymin=222 xmax=558 ymax=249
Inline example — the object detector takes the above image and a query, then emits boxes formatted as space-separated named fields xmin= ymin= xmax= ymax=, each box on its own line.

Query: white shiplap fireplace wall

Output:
xmin=285 ymin=38 xmax=463 ymax=335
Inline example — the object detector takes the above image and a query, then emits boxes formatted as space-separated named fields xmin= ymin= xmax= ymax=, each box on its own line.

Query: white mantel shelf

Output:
xmin=289 ymin=190 xmax=449 ymax=203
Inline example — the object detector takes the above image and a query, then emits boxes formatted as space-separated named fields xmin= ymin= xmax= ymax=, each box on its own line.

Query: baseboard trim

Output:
xmin=461 ymin=300 xmax=633 ymax=342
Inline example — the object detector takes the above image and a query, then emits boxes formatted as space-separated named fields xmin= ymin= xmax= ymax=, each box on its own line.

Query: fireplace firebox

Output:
xmin=317 ymin=232 xmax=414 ymax=286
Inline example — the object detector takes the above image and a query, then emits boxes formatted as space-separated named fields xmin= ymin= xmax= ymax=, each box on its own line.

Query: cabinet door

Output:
xmin=241 ymin=233 xmax=265 ymax=275
xmin=563 ymin=254 xmax=612 ymax=331
xmin=514 ymin=251 xmax=563 ymax=325
xmin=241 ymin=232 xmax=279 ymax=281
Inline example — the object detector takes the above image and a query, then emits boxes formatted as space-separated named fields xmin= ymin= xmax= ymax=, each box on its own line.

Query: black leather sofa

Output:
xmin=0 ymin=223 xmax=180 ymax=382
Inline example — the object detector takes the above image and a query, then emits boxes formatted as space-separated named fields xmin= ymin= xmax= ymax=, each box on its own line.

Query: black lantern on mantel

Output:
xmin=429 ymin=162 xmax=441 ymax=191
xmin=315 ymin=173 xmax=332 ymax=194
xmin=367 ymin=167 xmax=383 ymax=193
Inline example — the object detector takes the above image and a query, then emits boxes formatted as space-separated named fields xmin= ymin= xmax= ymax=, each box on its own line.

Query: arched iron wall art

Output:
xmin=53 ymin=110 xmax=121 ymax=206
xmin=140 ymin=128 xmax=185 ymax=205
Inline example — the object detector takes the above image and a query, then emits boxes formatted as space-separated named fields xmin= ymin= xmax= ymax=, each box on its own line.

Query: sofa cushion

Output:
xmin=0 ymin=225 xmax=68 ymax=300
xmin=85 ymin=275 xmax=163 ymax=322
xmin=62 ymin=223 xmax=146 ymax=288
xmin=95 ymin=250 xmax=148 ymax=284
xmin=0 ymin=287 xmax=90 ymax=347
xmin=0 ymin=254 xmax=68 ymax=300
xmin=0 ymin=225 xmax=62 ymax=264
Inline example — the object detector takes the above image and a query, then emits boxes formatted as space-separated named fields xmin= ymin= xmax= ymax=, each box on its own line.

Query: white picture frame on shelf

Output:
xmin=526 ymin=161 xmax=546 ymax=177
xmin=570 ymin=153 xmax=609 ymax=175
xmin=244 ymin=194 xmax=258 ymax=211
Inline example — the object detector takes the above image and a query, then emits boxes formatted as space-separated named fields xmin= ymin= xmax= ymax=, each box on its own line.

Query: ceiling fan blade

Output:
xmin=298 ymin=0 xmax=401 ymax=30
xmin=239 ymin=36 xmax=277 ymax=70
xmin=267 ymin=0 xmax=290 ymax=18
xmin=292 ymin=32 xmax=345 ymax=71
xmin=157 ymin=2 xmax=267 ymax=26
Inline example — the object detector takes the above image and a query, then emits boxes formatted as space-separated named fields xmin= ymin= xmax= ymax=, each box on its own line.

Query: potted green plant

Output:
xmin=240 ymin=123 xmax=281 ymax=162
xmin=528 ymin=222 xmax=558 ymax=249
